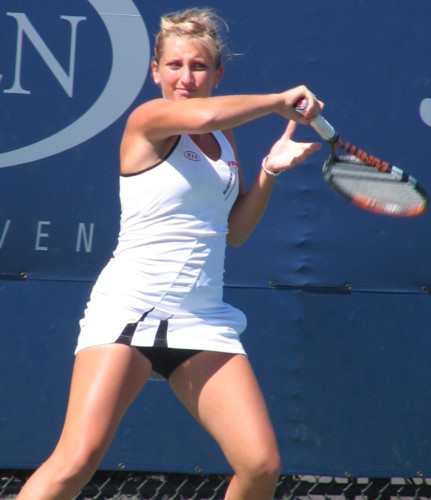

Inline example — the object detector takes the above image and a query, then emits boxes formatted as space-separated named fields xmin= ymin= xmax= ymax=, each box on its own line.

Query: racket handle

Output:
xmin=296 ymin=98 xmax=337 ymax=141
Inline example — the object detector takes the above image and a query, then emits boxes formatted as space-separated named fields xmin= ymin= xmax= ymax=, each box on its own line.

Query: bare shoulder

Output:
xmin=221 ymin=129 xmax=238 ymax=155
xmin=120 ymin=100 xmax=177 ymax=175
xmin=126 ymin=97 xmax=186 ymax=141
xmin=126 ymin=98 xmax=166 ymax=131
xmin=221 ymin=128 xmax=234 ymax=141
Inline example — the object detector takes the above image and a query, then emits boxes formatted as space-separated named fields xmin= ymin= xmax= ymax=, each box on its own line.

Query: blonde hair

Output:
xmin=153 ymin=8 xmax=228 ymax=68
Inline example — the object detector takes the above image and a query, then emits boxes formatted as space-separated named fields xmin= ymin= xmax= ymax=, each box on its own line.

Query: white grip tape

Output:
xmin=295 ymin=98 xmax=337 ymax=141
xmin=310 ymin=115 xmax=337 ymax=141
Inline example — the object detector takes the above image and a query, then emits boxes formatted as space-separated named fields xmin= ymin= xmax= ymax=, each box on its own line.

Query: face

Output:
xmin=152 ymin=37 xmax=223 ymax=101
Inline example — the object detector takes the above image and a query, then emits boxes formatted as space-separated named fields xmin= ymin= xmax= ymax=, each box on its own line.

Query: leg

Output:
xmin=169 ymin=352 xmax=281 ymax=500
xmin=17 ymin=344 xmax=152 ymax=500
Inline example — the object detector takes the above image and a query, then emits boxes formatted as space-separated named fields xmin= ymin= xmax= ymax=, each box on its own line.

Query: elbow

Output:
xmin=228 ymin=239 xmax=243 ymax=248
xmin=227 ymin=216 xmax=252 ymax=248
xmin=192 ymin=104 xmax=222 ymax=132
xmin=197 ymin=111 xmax=218 ymax=132
xmin=227 ymin=233 xmax=248 ymax=248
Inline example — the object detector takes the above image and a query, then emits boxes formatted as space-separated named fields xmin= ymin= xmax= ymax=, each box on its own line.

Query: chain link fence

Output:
xmin=2 ymin=470 xmax=431 ymax=499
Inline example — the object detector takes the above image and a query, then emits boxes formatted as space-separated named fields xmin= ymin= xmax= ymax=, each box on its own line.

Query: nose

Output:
xmin=180 ymin=65 xmax=194 ymax=85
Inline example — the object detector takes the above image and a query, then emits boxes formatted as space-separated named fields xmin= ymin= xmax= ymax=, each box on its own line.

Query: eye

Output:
xmin=192 ymin=63 xmax=208 ymax=71
xmin=166 ymin=61 xmax=181 ymax=69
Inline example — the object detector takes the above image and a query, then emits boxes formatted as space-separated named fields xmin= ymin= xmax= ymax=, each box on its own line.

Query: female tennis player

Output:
xmin=18 ymin=7 xmax=322 ymax=499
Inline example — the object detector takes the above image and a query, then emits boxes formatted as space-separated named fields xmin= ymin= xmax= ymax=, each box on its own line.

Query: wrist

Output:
xmin=261 ymin=156 xmax=281 ymax=177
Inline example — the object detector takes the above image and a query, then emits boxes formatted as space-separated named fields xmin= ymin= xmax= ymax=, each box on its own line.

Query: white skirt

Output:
xmin=75 ymin=257 xmax=247 ymax=355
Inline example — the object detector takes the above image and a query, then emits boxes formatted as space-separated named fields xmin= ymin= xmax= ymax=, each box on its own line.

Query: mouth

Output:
xmin=176 ymin=88 xmax=196 ymax=97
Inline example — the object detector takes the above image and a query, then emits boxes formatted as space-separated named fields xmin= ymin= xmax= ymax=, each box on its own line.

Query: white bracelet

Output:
xmin=261 ymin=156 xmax=281 ymax=177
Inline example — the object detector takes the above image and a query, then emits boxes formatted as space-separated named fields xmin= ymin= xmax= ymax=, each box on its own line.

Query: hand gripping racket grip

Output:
xmin=296 ymin=98 xmax=337 ymax=141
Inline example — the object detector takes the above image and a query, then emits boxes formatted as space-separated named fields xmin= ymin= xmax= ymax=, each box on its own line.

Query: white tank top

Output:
xmin=114 ymin=130 xmax=240 ymax=313
xmin=77 ymin=131 xmax=247 ymax=353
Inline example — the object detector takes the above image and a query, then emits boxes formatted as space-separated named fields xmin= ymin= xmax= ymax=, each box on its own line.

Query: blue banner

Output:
xmin=1 ymin=0 xmax=431 ymax=477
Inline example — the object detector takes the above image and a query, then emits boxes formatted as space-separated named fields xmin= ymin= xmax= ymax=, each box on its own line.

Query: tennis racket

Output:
xmin=297 ymin=99 xmax=429 ymax=217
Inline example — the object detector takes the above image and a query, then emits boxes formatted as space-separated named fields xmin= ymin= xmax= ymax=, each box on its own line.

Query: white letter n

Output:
xmin=4 ymin=12 xmax=86 ymax=96
xmin=76 ymin=223 xmax=94 ymax=253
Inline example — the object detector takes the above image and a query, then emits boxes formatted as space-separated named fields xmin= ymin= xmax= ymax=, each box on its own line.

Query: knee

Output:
xmin=51 ymin=447 xmax=101 ymax=489
xmin=238 ymin=448 xmax=281 ymax=488
xmin=256 ymin=451 xmax=281 ymax=483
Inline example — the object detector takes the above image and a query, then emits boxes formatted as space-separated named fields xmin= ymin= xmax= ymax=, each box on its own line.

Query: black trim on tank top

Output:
xmin=121 ymin=136 xmax=181 ymax=177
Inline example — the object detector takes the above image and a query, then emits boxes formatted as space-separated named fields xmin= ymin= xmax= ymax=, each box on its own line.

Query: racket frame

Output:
xmin=297 ymin=101 xmax=429 ymax=216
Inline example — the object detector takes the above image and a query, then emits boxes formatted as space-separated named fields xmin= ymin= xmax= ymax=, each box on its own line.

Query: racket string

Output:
xmin=337 ymin=137 xmax=391 ymax=172
xmin=326 ymin=157 xmax=427 ymax=216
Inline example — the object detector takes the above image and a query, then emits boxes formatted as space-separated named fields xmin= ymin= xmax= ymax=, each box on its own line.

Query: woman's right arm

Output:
xmin=128 ymin=86 xmax=322 ymax=140
xmin=120 ymin=86 xmax=322 ymax=174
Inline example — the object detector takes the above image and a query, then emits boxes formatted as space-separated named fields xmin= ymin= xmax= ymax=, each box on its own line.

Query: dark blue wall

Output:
xmin=1 ymin=0 xmax=431 ymax=477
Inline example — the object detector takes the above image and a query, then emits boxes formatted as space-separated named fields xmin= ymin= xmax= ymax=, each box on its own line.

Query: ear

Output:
xmin=151 ymin=59 xmax=160 ymax=85
xmin=214 ymin=65 xmax=224 ymax=89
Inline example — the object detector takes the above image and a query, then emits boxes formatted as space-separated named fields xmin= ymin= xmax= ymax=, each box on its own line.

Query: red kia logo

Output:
xmin=184 ymin=151 xmax=201 ymax=161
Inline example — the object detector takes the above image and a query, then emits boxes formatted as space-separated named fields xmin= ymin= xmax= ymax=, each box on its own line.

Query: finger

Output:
xmin=307 ymin=141 xmax=322 ymax=153
xmin=305 ymin=98 xmax=324 ymax=121
xmin=302 ymin=141 xmax=322 ymax=153
xmin=282 ymin=120 xmax=297 ymax=140
xmin=298 ymin=142 xmax=322 ymax=160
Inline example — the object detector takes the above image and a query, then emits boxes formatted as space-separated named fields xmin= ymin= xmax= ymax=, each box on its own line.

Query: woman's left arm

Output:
xmin=226 ymin=121 xmax=322 ymax=247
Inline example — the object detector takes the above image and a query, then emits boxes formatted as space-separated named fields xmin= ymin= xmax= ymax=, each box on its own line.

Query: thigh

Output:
xmin=169 ymin=352 xmax=278 ymax=471
xmin=53 ymin=344 xmax=153 ymax=462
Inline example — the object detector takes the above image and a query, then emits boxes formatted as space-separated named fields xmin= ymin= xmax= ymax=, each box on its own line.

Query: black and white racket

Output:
xmin=297 ymin=99 xmax=429 ymax=217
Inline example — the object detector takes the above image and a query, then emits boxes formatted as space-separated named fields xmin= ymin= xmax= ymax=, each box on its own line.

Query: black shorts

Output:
xmin=115 ymin=314 xmax=202 ymax=379
xmin=133 ymin=346 xmax=202 ymax=379
xmin=115 ymin=330 xmax=201 ymax=379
